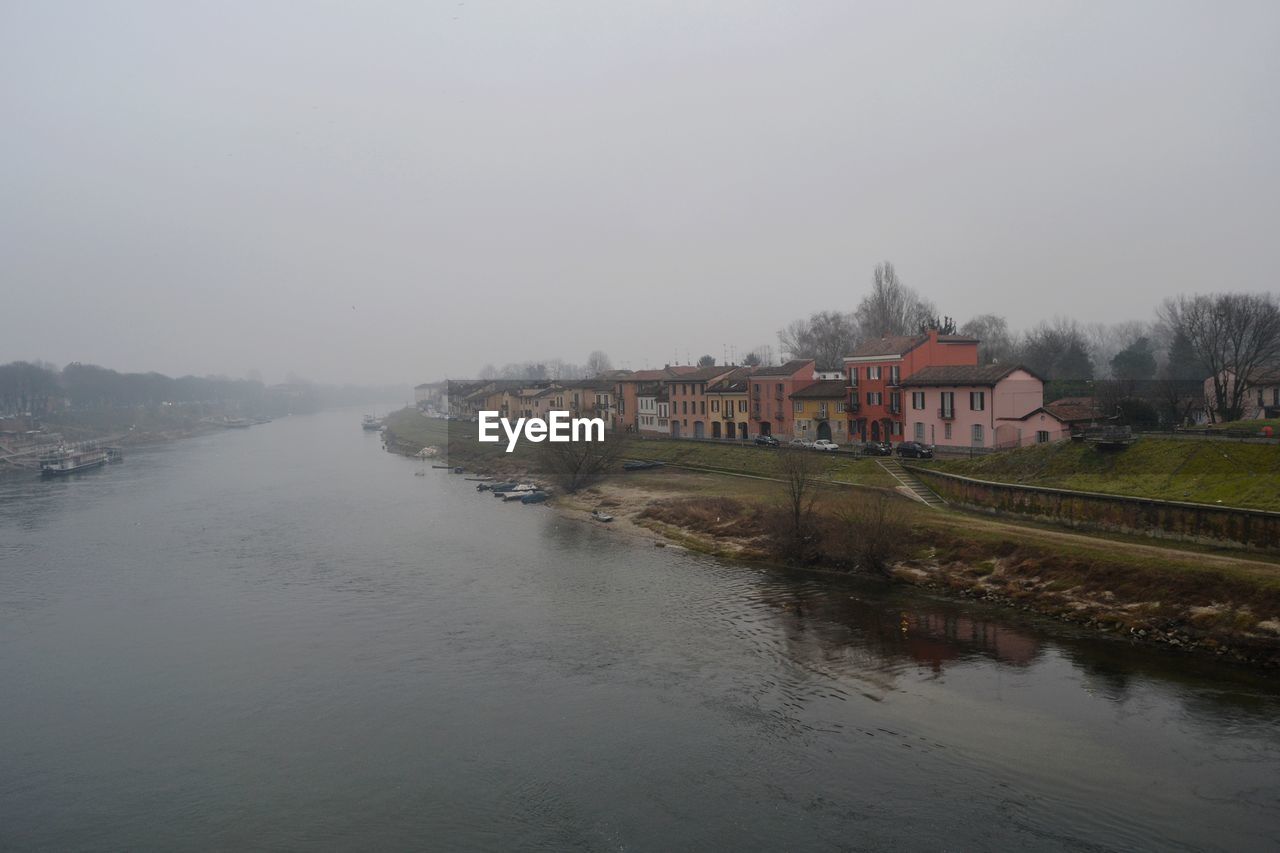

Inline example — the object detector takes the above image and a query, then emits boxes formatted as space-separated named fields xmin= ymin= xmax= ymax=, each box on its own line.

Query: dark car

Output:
xmin=754 ymin=435 xmax=780 ymax=447
xmin=896 ymin=441 xmax=934 ymax=459
xmin=859 ymin=441 xmax=892 ymax=456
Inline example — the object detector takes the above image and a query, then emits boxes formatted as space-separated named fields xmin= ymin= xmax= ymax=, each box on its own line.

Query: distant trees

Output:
xmin=960 ymin=314 xmax=1015 ymax=365
xmin=1017 ymin=319 xmax=1094 ymax=380
xmin=585 ymin=350 xmax=613 ymax=376
xmin=1110 ymin=336 xmax=1157 ymax=381
xmin=0 ymin=360 xmax=274 ymax=416
xmin=1160 ymin=293 xmax=1280 ymax=422
xmin=854 ymin=261 xmax=937 ymax=340
xmin=777 ymin=310 xmax=859 ymax=371
xmin=697 ymin=354 xmax=716 ymax=367
xmin=741 ymin=351 xmax=762 ymax=367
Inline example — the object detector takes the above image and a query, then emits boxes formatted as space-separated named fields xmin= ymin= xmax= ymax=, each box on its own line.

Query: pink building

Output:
xmin=900 ymin=364 xmax=1070 ymax=450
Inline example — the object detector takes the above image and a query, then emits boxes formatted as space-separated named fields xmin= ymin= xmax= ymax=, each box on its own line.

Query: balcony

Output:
xmin=938 ymin=407 xmax=955 ymax=420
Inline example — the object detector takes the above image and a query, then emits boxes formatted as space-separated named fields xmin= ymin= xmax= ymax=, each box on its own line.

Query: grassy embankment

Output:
xmin=383 ymin=409 xmax=1280 ymax=664
xmin=927 ymin=437 xmax=1280 ymax=512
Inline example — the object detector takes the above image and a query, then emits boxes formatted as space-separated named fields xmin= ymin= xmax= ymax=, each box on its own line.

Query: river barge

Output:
xmin=39 ymin=443 xmax=110 ymax=477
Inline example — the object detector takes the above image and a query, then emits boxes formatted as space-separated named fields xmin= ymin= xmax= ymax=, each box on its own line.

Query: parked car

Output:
xmin=896 ymin=441 xmax=934 ymax=459
xmin=811 ymin=439 xmax=839 ymax=452
xmin=754 ymin=435 xmax=780 ymax=447
xmin=859 ymin=441 xmax=892 ymax=456
xmin=790 ymin=438 xmax=813 ymax=448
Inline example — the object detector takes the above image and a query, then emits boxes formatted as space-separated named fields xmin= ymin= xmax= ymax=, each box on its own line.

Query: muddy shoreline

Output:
xmin=382 ymin=422 xmax=1280 ymax=670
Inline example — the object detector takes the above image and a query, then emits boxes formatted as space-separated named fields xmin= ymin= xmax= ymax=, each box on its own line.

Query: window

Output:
xmin=1037 ymin=430 xmax=1050 ymax=443
xmin=940 ymin=392 xmax=955 ymax=417
xmin=912 ymin=392 xmax=925 ymax=410
xmin=739 ymin=399 xmax=747 ymax=412
xmin=944 ymin=422 xmax=952 ymax=440
xmin=776 ymin=383 xmax=784 ymax=397
xmin=892 ymin=421 xmax=902 ymax=436
xmin=889 ymin=366 xmax=900 ymax=385
xmin=712 ymin=399 xmax=719 ymax=412
xmin=699 ymin=401 xmax=705 ymax=415
xmin=915 ymin=422 xmax=924 ymax=441
xmin=794 ymin=401 xmax=804 ymax=413
xmin=682 ymin=401 xmax=688 ymax=414
xmin=972 ymin=424 xmax=984 ymax=446
xmin=682 ymin=384 xmax=688 ymax=395
xmin=970 ymin=391 xmax=985 ymax=411
xmin=866 ymin=391 xmax=882 ymax=406
xmin=867 ymin=366 xmax=881 ymax=380
xmin=836 ymin=401 xmax=846 ymax=413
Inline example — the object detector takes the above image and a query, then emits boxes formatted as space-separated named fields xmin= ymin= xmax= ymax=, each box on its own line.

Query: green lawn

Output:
xmin=928 ymin=437 xmax=1280 ymax=511
xmin=1203 ymin=417 xmax=1280 ymax=433
xmin=381 ymin=409 xmax=895 ymax=489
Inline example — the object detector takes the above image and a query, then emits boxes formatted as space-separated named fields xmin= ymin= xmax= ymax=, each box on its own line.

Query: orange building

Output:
xmin=842 ymin=331 xmax=978 ymax=442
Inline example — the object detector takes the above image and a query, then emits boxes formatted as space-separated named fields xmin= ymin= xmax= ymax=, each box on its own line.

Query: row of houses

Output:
xmin=420 ymin=329 xmax=1099 ymax=451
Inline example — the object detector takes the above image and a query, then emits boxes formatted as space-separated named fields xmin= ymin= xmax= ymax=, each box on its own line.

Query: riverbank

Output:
xmin=382 ymin=409 xmax=1280 ymax=668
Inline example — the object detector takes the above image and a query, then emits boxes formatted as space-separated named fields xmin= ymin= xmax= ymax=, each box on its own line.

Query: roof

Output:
xmin=846 ymin=333 xmax=978 ymax=359
xmin=661 ymin=365 xmax=735 ymax=382
xmin=788 ymin=379 xmax=849 ymax=399
xmin=1008 ymin=406 xmax=1071 ymax=424
xmin=1043 ymin=396 xmax=1101 ymax=423
xmin=705 ymin=368 xmax=752 ymax=394
xmin=899 ymin=364 xmax=1041 ymax=387
xmin=749 ymin=359 xmax=815 ymax=377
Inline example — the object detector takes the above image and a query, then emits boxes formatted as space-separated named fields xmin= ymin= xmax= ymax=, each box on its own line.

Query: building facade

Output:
xmin=901 ymin=364 xmax=1067 ymax=449
xmin=748 ymin=359 xmax=816 ymax=440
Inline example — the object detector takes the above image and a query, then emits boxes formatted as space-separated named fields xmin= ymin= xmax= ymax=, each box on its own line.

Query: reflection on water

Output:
xmin=1 ymin=409 xmax=1278 ymax=851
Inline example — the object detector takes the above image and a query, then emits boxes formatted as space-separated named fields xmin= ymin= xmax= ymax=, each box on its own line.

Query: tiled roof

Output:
xmin=847 ymin=333 xmax=979 ymax=359
xmin=706 ymin=368 xmax=752 ymax=393
xmin=789 ymin=379 xmax=849 ymax=399
xmin=1043 ymin=396 xmax=1100 ymax=423
xmin=900 ymin=364 xmax=1040 ymax=387
xmin=749 ymin=359 xmax=814 ymax=377
xmin=661 ymin=365 xmax=735 ymax=382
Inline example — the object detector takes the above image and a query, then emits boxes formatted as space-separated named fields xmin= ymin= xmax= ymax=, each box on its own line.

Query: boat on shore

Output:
xmin=223 ymin=417 xmax=251 ymax=429
xmin=362 ymin=415 xmax=381 ymax=431
xmin=590 ymin=510 xmax=614 ymax=522
xmin=40 ymin=444 xmax=109 ymax=477
xmin=520 ymin=491 xmax=549 ymax=504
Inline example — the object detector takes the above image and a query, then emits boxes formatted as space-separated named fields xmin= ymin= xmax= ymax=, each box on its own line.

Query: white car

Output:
xmin=811 ymin=439 xmax=839 ymax=452
xmin=789 ymin=438 xmax=813 ymax=448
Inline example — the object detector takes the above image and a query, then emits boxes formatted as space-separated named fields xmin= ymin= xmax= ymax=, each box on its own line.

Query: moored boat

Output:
xmin=590 ymin=510 xmax=614 ymax=522
xmin=520 ymin=491 xmax=549 ymax=504
xmin=40 ymin=444 xmax=109 ymax=477
xmin=362 ymin=414 xmax=381 ymax=431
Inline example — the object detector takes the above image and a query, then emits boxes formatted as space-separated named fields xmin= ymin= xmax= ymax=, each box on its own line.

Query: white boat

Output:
xmin=362 ymin=415 xmax=381 ymax=431
xmin=590 ymin=510 xmax=614 ymax=522
xmin=40 ymin=444 xmax=109 ymax=477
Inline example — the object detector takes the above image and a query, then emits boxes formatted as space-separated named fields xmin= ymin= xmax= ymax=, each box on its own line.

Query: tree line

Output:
xmin=776 ymin=262 xmax=1280 ymax=423
xmin=0 ymin=361 xmax=283 ymax=415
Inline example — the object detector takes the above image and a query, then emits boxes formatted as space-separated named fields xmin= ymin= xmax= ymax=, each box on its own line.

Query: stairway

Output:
xmin=877 ymin=458 xmax=947 ymax=509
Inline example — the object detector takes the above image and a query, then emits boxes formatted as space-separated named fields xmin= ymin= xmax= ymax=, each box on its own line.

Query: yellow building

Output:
xmin=789 ymin=380 xmax=851 ymax=444
xmin=704 ymin=368 xmax=751 ymax=440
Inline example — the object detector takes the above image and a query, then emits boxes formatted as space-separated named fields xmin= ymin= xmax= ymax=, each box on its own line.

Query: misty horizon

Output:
xmin=4 ymin=1 xmax=1277 ymax=385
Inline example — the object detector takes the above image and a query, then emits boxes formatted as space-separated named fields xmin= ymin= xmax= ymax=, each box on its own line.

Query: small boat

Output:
xmin=590 ymin=510 xmax=614 ymax=522
xmin=453 ymin=466 xmax=464 ymax=474
xmin=464 ymin=476 xmax=494 ymax=482
xmin=104 ymin=446 xmax=124 ymax=464
xmin=362 ymin=415 xmax=381 ymax=431
xmin=623 ymin=460 xmax=664 ymax=471
xmin=495 ymin=484 xmax=536 ymax=498
xmin=520 ymin=491 xmax=549 ymax=504
xmin=416 ymin=446 xmax=439 ymax=458
xmin=487 ymin=482 xmax=520 ymax=493
xmin=224 ymin=417 xmax=251 ymax=429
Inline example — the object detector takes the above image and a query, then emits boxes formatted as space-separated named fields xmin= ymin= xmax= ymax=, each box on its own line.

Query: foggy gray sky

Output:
xmin=3 ymin=1 xmax=1277 ymax=385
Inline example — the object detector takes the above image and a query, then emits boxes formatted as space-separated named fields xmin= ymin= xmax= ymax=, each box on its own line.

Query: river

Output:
xmin=1 ymin=409 xmax=1277 ymax=851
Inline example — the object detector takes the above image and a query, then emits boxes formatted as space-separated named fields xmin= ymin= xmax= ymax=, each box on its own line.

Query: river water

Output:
xmin=1 ymin=409 xmax=1277 ymax=851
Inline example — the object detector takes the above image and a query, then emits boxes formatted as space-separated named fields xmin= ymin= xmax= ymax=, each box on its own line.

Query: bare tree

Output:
xmin=585 ymin=350 xmax=613 ymax=376
xmin=771 ymin=447 xmax=829 ymax=562
xmin=1161 ymin=293 xmax=1280 ymax=422
xmin=1017 ymin=318 xmax=1094 ymax=380
xmin=538 ymin=432 xmax=630 ymax=493
xmin=832 ymin=491 xmax=906 ymax=577
xmin=960 ymin=314 xmax=1016 ymax=364
xmin=854 ymin=261 xmax=937 ymax=339
xmin=777 ymin=310 xmax=859 ymax=370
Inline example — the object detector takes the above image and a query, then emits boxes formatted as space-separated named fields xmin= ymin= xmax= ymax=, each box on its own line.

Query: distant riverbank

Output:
xmin=382 ymin=407 xmax=1280 ymax=669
